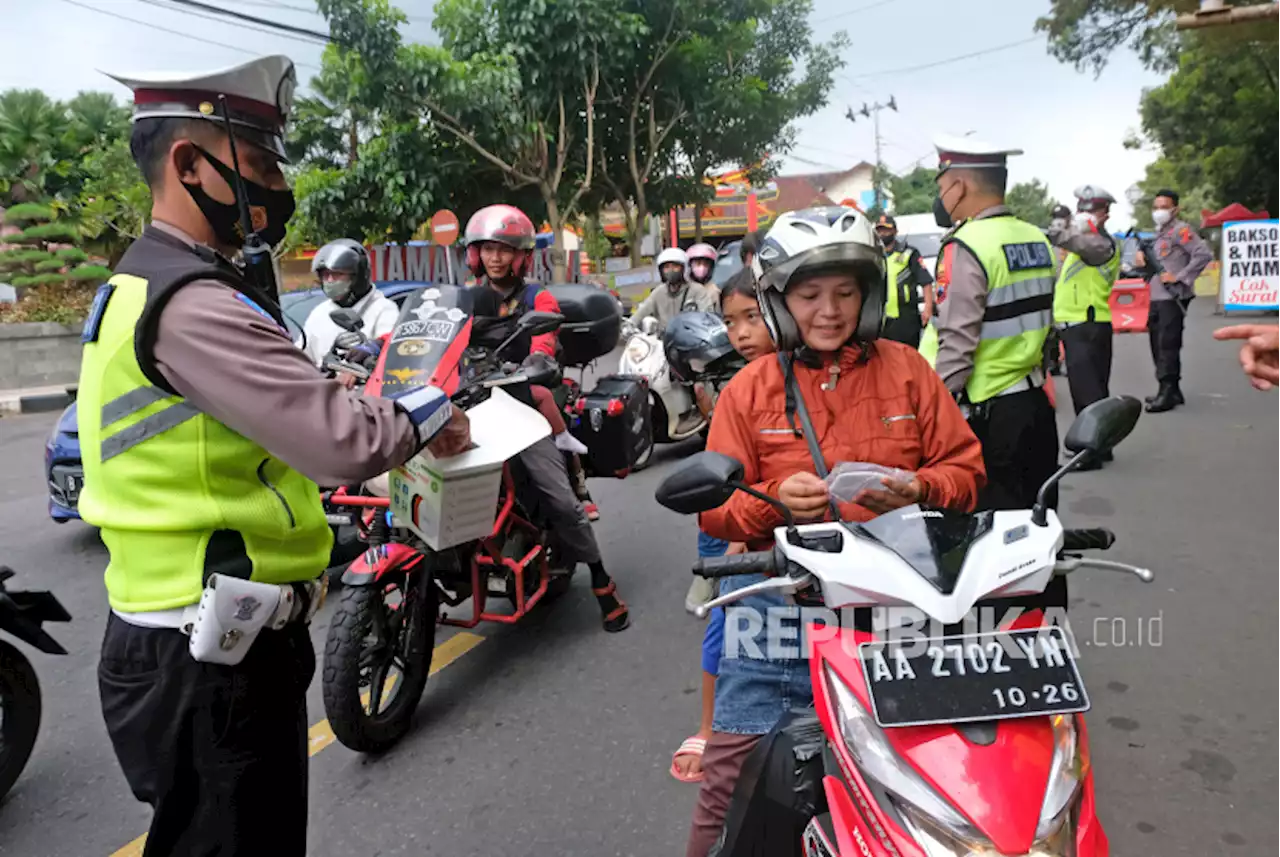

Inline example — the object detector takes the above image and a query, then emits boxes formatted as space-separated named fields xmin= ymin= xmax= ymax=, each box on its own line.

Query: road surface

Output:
xmin=0 ymin=302 xmax=1274 ymax=856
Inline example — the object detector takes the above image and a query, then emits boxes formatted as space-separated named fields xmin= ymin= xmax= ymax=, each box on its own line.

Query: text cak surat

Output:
xmin=863 ymin=633 xmax=1069 ymax=682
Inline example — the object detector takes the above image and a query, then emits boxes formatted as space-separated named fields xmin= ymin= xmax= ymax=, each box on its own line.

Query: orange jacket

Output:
xmin=699 ymin=342 xmax=986 ymax=546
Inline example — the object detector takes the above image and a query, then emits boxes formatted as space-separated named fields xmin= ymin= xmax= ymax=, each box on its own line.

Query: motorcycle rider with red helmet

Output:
xmin=464 ymin=204 xmax=628 ymax=632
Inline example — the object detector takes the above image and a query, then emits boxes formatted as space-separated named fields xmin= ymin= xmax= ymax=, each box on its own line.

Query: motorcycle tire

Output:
xmin=322 ymin=572 xmax=437 ymax=754
xmin=0 ymin=640 xmax=42 ymax=801
xmin=632 ymin=406 xmax=656 ymax=471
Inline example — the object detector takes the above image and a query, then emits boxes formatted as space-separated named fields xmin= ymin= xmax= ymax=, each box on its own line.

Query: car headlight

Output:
xmin=824 ymin=665 xmax=983 ymax=844
xmin=626 ymin=337 xmax=652 ymax=363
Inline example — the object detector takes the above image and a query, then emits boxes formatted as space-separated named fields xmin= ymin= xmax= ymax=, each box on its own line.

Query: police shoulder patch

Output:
xmin=1002 ymin=242 xmax=1053 ymax=272
xmin=81 ymin=282 xmax=116 ymax=344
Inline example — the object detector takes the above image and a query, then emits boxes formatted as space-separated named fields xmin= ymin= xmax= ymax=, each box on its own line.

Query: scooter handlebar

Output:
xmin=693 ymin=550 xmax=778 ymax=579
xmin=1062 ymin=528 xmax=1116 ymax=551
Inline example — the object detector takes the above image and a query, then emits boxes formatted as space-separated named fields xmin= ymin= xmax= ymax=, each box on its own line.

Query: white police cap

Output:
xmin=103 ymin=55 xmax=296 ymax=162
xmin=934 ymin=133 xmax=1024 ymax=176
xmin=1073 ymin=185 xmax=1116 ymax=208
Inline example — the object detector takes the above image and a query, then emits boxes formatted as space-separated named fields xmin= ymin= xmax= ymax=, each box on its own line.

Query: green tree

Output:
xmin=888 ymin=166 xmax=936 ymax=216
xmin=1005 ymin=179 xmax=1060 ymax=227
xmin=669 ymin=0 xmax=846 ymax=242
xmin=0 ymin=90 xmax=68 ymax=203
xmin=74 ymin=136 xmax=152 ymax=266
xmin=0 ymin=202 xmax=111 ymax=322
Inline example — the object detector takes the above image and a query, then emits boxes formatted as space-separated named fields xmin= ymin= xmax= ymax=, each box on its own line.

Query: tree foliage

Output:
xmin=887 ymin=166 xmax=936 ymax=216
xmin=1005 ymin=179 xmax=1060 ymax=227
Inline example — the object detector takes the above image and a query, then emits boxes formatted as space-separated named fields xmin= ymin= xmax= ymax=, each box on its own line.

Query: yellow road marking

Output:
xmin=109 ymin=631 xmax=483 ymax=856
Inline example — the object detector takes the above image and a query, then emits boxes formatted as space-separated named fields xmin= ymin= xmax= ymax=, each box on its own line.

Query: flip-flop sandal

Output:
xmin=670 ymin=736 xmax=707 ymax=783
xmin=593 ymin=581 xmax=630 ymax=633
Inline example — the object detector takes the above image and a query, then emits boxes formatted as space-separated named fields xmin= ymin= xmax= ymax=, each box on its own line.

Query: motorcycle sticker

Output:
xmin=387 ymin=367 xmax=426 ymax=384
xmin=397 ymin=340 xmax=431 ymax=357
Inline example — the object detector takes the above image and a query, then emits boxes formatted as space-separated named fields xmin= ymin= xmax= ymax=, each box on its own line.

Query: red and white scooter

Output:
xmin=657 ymin=396 xmax=1149 ymax=857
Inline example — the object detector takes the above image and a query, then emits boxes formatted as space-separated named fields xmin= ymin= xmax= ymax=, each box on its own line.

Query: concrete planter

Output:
xmin=0 ymin=321 xmax=84 ymax=391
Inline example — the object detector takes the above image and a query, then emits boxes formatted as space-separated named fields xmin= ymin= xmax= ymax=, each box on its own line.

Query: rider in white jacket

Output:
xmin=303 ymin=239 xmax=399 ymax=365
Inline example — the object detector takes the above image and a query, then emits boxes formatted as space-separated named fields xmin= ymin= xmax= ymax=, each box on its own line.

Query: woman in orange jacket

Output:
xmin=684 ymin=208 xmax=986 ymax=857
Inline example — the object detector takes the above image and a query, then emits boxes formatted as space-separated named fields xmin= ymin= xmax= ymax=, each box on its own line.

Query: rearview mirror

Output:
xmin=330 ymin=309 xmax=364 ymax=332
xmin=1064 ymin=396 xmax=1142 ymax=454
xmin=655 ymin=451 xmax=745 ymax=514
xmin=518 ymin=311 xmax=564 ymax=337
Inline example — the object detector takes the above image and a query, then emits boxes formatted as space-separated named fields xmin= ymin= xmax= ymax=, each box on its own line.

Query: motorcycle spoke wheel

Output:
xmin=322 ymin=573 xmax=437 ymax=754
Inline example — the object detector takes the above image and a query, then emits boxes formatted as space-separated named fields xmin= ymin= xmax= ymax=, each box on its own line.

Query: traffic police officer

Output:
xmin=81 ymin=56 xmax=468 ymax=855
xmin=1050 ymin=185 xmax=1121 ymax=467
xmin=874 ymin=213 xmax=935 ymax=346
xmin=931 ymin=134 xmax=1059 ymax=513
xmin=1140 ymin=188 xmax=1213 ymax=412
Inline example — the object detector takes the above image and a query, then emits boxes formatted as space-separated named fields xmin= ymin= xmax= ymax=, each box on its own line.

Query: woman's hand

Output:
xmin=854 ymin=476 xmax=924 ymax=516
xmin=778 ymin=472 xmax=830 ymax=521
xmin=725 ymin=541 xmax=748 ymax=556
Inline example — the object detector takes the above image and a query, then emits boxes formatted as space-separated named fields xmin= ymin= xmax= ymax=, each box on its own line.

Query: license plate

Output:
xmin=858 ymin=627 xmax=1089 ymax=728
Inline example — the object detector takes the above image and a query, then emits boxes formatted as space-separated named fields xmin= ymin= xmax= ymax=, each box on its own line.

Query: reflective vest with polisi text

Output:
xmin=77 ymin=228 xmax=332 ymax=613
xmin=884 ymin=246 xmax=914 ymax=319
xmin=943 ymin=216 xmax=1055 ymax=403
xmin=1053 ymin=245 xmax=1121 ymax=324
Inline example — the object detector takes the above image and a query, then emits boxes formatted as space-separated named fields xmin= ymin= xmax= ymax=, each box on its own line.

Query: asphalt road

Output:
xmin=0 ymin=302 xmax=1275 ymax=857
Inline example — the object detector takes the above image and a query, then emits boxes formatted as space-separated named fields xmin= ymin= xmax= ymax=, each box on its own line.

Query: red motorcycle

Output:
xmin=656 ymin=396 xmax=1148 ymax=857
xmin=320 ymin=285 xmax=615 ymax=753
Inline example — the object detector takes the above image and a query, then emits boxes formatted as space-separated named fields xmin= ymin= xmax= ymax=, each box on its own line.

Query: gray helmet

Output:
xmin=312 ymin=238 xmax=372 ymax=307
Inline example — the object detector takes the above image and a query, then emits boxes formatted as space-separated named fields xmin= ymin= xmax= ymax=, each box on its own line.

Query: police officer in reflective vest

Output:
xmin=931 ymin=135 xmax=1059 ymax=514
xmin=81 ymin=56 xmax=468 ymax=855
xmin=1050 ymin=185 xmax=1121 ymax=468
xmin=874 ymin=213 xmax=935 ymax=346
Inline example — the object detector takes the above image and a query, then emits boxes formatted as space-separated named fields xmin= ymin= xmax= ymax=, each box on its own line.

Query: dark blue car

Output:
xmin=46 ymin=281 xmax=428 ymax=521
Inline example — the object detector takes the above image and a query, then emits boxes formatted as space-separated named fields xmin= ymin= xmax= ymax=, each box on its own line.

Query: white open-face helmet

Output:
xmin=656 ymin=246 xmax=689 ymax=271
xmin=752 ymin=207 xmax=886 ymax=351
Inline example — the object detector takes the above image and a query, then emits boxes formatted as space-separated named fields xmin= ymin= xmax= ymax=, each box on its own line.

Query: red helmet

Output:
xmin=464 ymin=204 xmax=537 ymax=278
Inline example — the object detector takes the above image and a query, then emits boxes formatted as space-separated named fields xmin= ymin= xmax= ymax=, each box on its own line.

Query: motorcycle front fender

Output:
xmin=0 ymin=590 xmax=70 ymax=655
xmin=341 ymin=543 xmax=427 ymax=586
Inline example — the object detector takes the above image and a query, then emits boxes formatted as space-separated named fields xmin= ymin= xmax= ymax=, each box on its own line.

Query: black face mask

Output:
xmin=878 ymin=232 xmax=896 ymax=248
xmin=182 ymin=145 xmax=295 ymax=249
xmin=932 ymin=195 xmax=954 ymax=229
xmin=662 ymin=268 xmax=685 ymax=288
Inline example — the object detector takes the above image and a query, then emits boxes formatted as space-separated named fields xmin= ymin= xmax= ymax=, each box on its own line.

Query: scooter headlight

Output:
xmin=1037 ymin=714 xmax=1084 ymax=840
xmin=897 ymin=803 xmax=1077 ymax=857
xmin=823 ymin=665 xmax=984 ymax=845
xmin=625 ymin=337 xmax=652 ymax=363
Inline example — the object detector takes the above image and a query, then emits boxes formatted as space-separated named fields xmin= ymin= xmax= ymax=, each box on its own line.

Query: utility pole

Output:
xmin=1175 ymin=0 xmax=1277 ymax=29
xmin=845 ymin=96 xmax=897 ymax=212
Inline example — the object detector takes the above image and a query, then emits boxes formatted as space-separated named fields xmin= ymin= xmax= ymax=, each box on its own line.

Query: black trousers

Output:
xmin=1059 ymin=322 xmax=1113 ymax=415
xmin=1148 ymin=298 xmax=1193 ymax=384
xmin=967 ymin=386 xmax=1066 ymax=609
xmin=99 ymin=614 xmax=315 ymax=856
xmin=881 ymin=313 xmax=923 ymax=347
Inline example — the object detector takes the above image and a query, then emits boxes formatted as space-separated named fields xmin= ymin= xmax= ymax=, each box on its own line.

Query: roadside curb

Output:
xmin=0 ymin=387 xmax=77 ymax=417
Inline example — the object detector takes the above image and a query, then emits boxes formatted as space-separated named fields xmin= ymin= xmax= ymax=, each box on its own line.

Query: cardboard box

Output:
xmin=389 ymin=387 xmax=551 ymax=551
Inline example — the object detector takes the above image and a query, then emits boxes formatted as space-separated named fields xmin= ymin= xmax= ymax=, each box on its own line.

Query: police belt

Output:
xmin=111 ymin=578 xmax=325 ymax=633
xmin=958 ymin=367 xmax=1045 ymax=420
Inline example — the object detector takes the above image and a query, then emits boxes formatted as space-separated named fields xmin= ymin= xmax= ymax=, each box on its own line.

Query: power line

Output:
xmin=850 ymin=36 xmax=1041 ymax=79
xmin=161 ymin=0 xmax=338 ymax=43
xmin=813 ymin=0 xmax=895 ymax=25
xmin=53 ymin=0 xmax=321 ymax=71
xmin=794 ymin=141 xmax=865 ymax=161
xmin=224 ymin=0 xmax=436 ymax=25
xmin=136 ymin=0 xmax=332 ymax=48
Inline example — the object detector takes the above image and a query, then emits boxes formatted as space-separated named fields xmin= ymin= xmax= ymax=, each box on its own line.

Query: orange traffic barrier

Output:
xmin=1109 ymin=279 xmax=1150 ymax=333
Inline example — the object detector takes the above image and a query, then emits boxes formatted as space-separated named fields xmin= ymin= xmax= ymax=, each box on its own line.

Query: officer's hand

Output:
xmin=778 ymin=472 xmax=830 ymax=521
xmin=855 ymin=476 xmax=924 ymax=516
xmin=1214 ymin=324 xmax=1280 ymax=390
xmin=1159 ymin=271 xmax=1177 ymax=284
xmin=426 ymin=409 xmax=472 ymax=458
xmin=1134 ymin=250 xmax=1146 ymax=268
xmin=337 ymin=371 xmax=359 ymax=390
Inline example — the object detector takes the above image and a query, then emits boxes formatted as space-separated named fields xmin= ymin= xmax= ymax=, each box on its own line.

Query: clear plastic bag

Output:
xmin=824 ymin=461 xmax=915 ymax=503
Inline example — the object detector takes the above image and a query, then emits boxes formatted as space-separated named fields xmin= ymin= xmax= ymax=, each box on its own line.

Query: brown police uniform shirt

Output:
xmin=1148 ymin=218 xmax=1213 ymax=301
xmin=149 ymin=222 xmax=419 ymax=486
xmin=1047 ymin=223 xmax=1117 ymax=267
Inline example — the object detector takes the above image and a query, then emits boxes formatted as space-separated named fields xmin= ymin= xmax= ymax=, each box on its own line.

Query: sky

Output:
xmin=4 ymin=0 xmax=1166 ymax=230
